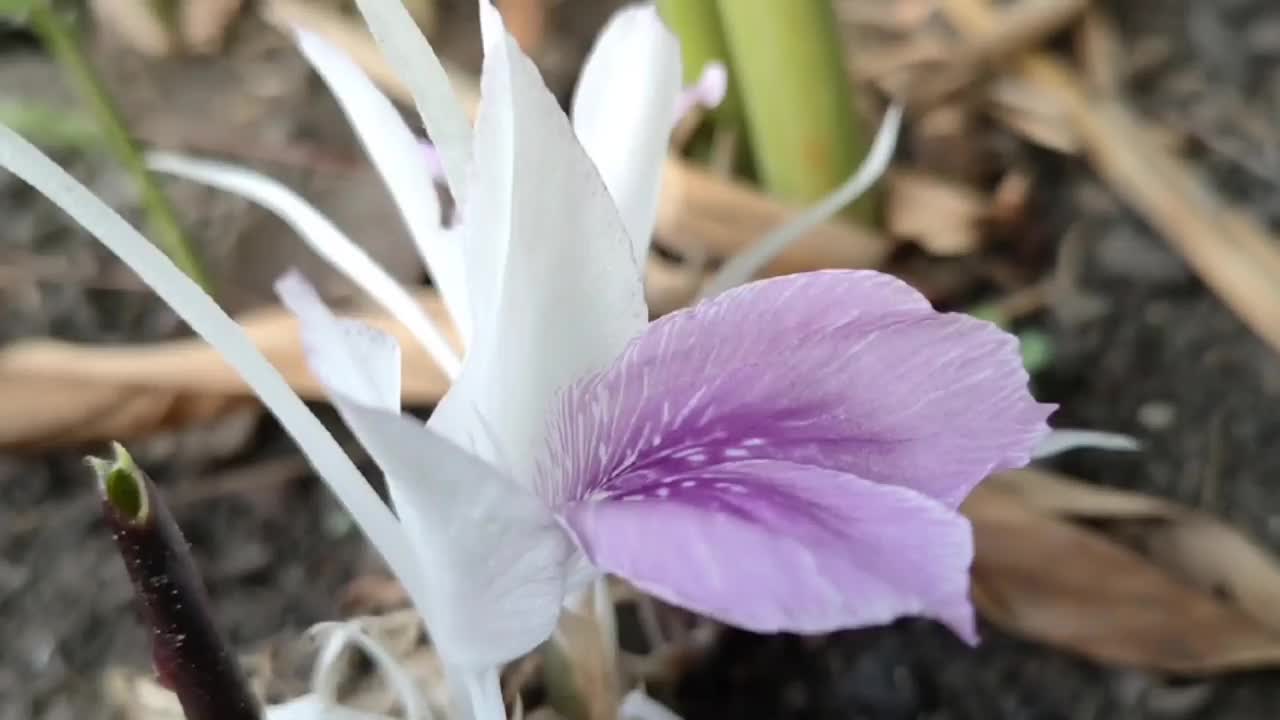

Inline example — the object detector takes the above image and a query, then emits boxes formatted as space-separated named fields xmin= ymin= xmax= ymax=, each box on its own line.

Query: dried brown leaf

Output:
xmin=966 ymin=483 xmax=1280 ymax=673
xmin=0 ymin=292 xmax=453 ymax=448
xmin=497 ymin=0 xmax=547 ymax=55
xmin=986 ymin=75 xmax=1081 ymax=154
xmin=987 ymin=468 xmax=1280 ymax=635
xmin=544 ymin=586 xmax=623 ymax=720
xmin=657 ymin=157 xmax=893 ymax=277
xmin=179 ymin=0 xmax=244 ymax=54
xmin=944 ymin=0 xmax=1280 ymax=356
xmin=89 ymin=0 xmax=176 ymax=57
xmin=885 ymin=169 xmax=986 ymax=256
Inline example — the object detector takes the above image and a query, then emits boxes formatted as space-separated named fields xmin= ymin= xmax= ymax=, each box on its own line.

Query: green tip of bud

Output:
xmin=1018 ymin=330 xmax=1053 ymax=375
xmin=88 ymin=442 xmax=149 ymax=523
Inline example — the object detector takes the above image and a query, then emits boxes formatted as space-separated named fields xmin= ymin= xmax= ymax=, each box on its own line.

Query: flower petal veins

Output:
xmin=548 ymin=270 xmax=1052 ymax=636
xmin=563 ymin=459 xmax=977 ymax=639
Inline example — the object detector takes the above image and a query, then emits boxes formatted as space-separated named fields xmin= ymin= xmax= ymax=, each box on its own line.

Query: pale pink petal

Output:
xmin=563 ymin=459 xmax=977 ymax=640
xmin=545 ymin=270 xmax=1053 ymax=510
xmin=670 ymin=61 xmax=728 ymax=123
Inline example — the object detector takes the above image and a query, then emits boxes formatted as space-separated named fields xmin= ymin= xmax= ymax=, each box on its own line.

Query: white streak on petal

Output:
xmin=147 ymin=151 xmax=462 ymax=378
xmin=572 ymin=3 xmax=682 ymax=265
xmin=702 ymin=103 xmax=904 ymax=297
xmin=295 ymin=29 xmax=472 ymax=342
xmin=350 ymin=0 xmax=473 ymax=203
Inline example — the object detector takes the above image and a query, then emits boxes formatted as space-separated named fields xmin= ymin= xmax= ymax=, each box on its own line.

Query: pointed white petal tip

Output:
xmin=696 ymin=62 xmax=729 ymax=109
xmin=1032 ymin=428 xmax=1142 ymax=460
xmin=671 ymin=61 xmax=728 ymax=124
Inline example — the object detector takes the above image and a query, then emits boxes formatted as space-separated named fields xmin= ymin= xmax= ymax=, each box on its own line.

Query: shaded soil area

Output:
xmin=2 ymin=0 xmax=1280 ymax=718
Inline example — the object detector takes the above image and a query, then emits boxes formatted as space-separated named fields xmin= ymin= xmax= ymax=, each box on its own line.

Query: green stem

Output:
xmin=28 ymin=1 xmax=212 ymax=292
xmin=714 ymin=0 xmax=874 ymax=221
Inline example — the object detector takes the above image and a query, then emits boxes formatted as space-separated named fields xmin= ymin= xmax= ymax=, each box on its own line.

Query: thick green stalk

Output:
xmin=27 ymin=1 xmax=211 ymax=292
xmin=714 ymin=0 xmax=873 ymax=220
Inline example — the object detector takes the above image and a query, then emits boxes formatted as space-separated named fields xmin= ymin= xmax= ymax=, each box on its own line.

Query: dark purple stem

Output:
xmin=91 ymin=443 xmax=262 ymax=720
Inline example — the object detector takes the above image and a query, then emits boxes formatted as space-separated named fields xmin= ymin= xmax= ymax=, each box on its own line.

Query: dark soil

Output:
xmin=2 ymin=0 xmax=1280 ymax=718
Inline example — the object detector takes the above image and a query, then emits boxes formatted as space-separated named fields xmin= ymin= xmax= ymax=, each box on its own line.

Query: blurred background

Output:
xmin=2 ymin=0 xmax=1280 ymax=718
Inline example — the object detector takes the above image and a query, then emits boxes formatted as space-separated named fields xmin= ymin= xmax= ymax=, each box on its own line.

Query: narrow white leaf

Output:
xmin=147 ymin=151 xmax=462 ymax=378
xmin=294 ymin=28 xmax=472 ymax=341
xmin=350 ymin=0 xmax=473 ymax=204
xmin=702 ymin=103 xmax=904 ymax=298
xmin=0 ymin=124 xmax=426 ymax=623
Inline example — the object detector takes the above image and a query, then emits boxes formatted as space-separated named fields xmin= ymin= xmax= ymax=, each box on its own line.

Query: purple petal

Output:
xmin=562 ymin=459 xmax=977 ymax=639
xmin=543 ymin=270 xmax=1053 ymax=510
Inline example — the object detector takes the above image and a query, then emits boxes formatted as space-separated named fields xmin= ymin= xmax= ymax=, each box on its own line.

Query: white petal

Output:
xmin=267 ymin=696 xmax=397 ymax=720
xmin=276 ymin=270 xmax=427 ymax=555
xmin=572 ymin=3 xmax=682 ymax=266
xmin=619 ymin=689 xmax=684 ymax=720
xmin=276 ymin=271 xmax=401 ymax=413
xmin=431 ymin=4 xmax=648 ymax=480
xmin=702 ymin=103 xmax=904 ymax=298
xmin=350 ymin=0 xmax=472 ymax=204
xmin=1032 ymin=428 xmax=1141 ymax=459
xmin=295 ymin=28 xmax=472 ymax=341
xmin=0 ymin=124 xmax=422 ymax=620
xmin=331 ymin=399 xmax=573 ymax=667
xmin=147 ymin=151 xmax=462 ymax=378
